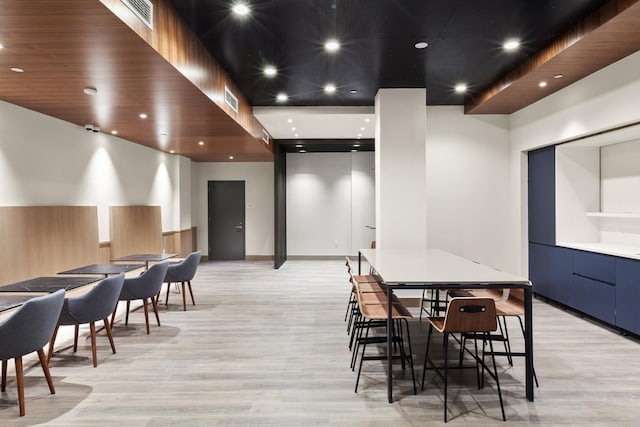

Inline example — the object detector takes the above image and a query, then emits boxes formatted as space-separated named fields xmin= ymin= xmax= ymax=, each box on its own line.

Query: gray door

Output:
xmin=208 ymin=181 xmax=245 ymax=260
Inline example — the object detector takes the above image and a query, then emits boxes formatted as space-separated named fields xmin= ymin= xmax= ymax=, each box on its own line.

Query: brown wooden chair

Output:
xmin=353 ymin=282 xmax=416 ymax=395
xmin=421 ymin=297 xmax=506 ymax=422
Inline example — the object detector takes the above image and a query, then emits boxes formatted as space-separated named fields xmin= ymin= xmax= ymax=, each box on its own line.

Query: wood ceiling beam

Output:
xmin=465 ymin=0 xmax=640 ymax=114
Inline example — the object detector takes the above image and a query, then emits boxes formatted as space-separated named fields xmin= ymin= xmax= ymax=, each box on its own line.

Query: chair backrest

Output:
xmin=121 ymin=262 xmax=169 ymax=299
xmin=442 ymin=297 xmax=497 ymax=333
xmin=165 ymin=251 xmax=201 ymax=282
xmin=64 ymin=273 xmax=125 ymax=323
xmin=0 ymin=289 xmax=65 ymax=360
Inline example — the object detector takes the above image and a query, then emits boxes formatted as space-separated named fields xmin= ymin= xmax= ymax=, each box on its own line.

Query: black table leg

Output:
xmin=524 ymin=285 xmax=534 ymax=401
xmin=387 ymin=288 xmax=393 ymax=403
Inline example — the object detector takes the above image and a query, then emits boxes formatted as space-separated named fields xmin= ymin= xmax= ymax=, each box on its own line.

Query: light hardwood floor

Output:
xmin=2 ymin=260 xmax=640 ymax=425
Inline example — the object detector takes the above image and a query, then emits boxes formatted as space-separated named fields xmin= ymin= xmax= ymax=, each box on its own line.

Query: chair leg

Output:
xmin=15 ymin=357 xmax=25 ymax=416
xmin=89 ymin=322 xmax=98 ymax=368
xmin=151 ymin=296 xmax=161 ymax=327
xmin=73 ymin=324 xmax=79 ymax=353
xmin=499 ymin=316 xmax=513 ymax=366
xmin=165 ymin=282 xmax=171 ymax=306
xmin=402 ymin=319 xmax=417 ymax=395
xmin=181 ymin=282 xmax=187 ymax=311
xmin=355 ymin=321 xmax=371 ymax=393
xmin=421 ymin=324 xmax=434 ymax=390
xmin=187 ymin=281 xmax=196 ymax=305
xmin=104 ymin=318 xmax=117 ymax=354
xmin=487 ymin=334 xmax=506 ymax=421
xmin=37 ymin=348 xmax=55 ymax=394
xmin=143 ymin=298 xmax=150 ymax=334
xmin=125 ymin=300 xmax=131 ymax=326
xmin=48 ymin=325 xmax=60 ymax=363
xmin=110 ymin=305 xmax=117 ymax=328
xmin=444 ymin=333 xmax=449 ymax=423
xmin=1 ymin=359 xmax=7 ymax=392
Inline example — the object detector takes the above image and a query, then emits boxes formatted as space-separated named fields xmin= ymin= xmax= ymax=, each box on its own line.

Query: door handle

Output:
xmin=234 ymin=225 xmax=243 ymax=231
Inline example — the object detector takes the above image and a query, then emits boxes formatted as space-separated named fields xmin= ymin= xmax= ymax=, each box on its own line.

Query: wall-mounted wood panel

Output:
xmin=109 ymin=206 xmax=163 ymax=259
xmin=0 ymin=206 xmax=100 ymax=286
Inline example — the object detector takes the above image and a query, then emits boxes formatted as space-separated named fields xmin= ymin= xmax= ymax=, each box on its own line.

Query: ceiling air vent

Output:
xmin=224 ymin=86 xmax=239 ymax=113
xmin=262 ymin=129 xmax=270 ymax=144
xmin=121 ymin=0 xmax=153 ymax=30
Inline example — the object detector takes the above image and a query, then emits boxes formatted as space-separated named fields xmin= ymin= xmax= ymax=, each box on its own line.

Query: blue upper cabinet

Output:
xmin=528 ymin=146 xmax=556 ymax=245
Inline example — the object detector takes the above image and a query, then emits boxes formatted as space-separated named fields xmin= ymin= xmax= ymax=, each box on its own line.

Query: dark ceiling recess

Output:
xmin=167 ymin=0 xmax=610 ymax=107
xmin=278 ymin=139 xmax=374 ymax=153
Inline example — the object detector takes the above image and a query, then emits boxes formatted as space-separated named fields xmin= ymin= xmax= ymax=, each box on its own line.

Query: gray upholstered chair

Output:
xmin=0 ymin=290 xmax=65 ymax=416
xmin=111 ymin=262 xmax=169 ymax=334
xmin=48 ymin=273 xmax=124 ymax=368
xmin=162 ymin=251 xmax=201 ymax=311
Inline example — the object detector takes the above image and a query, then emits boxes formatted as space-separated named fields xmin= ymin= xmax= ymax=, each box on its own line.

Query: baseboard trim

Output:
xmin=245 ymin=255 xmax=274 ymax=261
xmin=287 ymin=255 xmax=346 ymax=261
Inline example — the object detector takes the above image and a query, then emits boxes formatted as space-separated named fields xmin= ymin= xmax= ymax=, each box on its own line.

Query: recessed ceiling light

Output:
xmin=554 ymin=74 xmax=564 ymax=79
xmin=351 ymin=149 xmax=357 ymax=152
xmin=0 ymin=43 xmax=4 ymax=49
xmin=111 ymin=130 xmax=118 ymax=135
xmin=83 ymin=87 xmax=97 ymax=96
xmin=539 ymin=81 xmax=548 ymax=88
xmin=324 ymin=38 xmax=340 ymax=53
xmin=503 ymin=38 xmax=520 ymax=52
xmin=357 ymin=133 xmax=362 ymax=138
xmin=287 ymin=118 xmax=293 ymax=123
xmin=232 ymin=2 xmax=250 ymax=17
xmin=294 ymin=133 xmax=299 ymax=137
xmin=10 ymin=67 xmax=24 ymax=73
xmin=139 ymin=113 xmax=147 ymax=119
xmin=264 ymin=65 xmax=277 ymax=78
xmin=198 ymin=141 xmax=204 ymax=146
xmin=360 ymin=127 xmax=365 ymax=131
xmin=365 ymin=118 xmax=370 ymax=123
xmin=454 ymin=83 xmax=467 ymax=93
xmin=229 ymin=156 xmax=234 ymax=160
xmin=276 ymin=93 xmax=288 ymax=102
xmin=350 ymin=89 xmax=357 ymax=94
xmin=414 ymin=41 xmax=429 ymax=49
xmin=295 ymin=144 xmax=303 ymax=148
xmin=324 ymin=83 xmax=336 ymax=94
xmin=299 ymin=150 xmax=307 ymax=153
xmin=353 ymin=144 xmax=360 ymax=147
xmin=291 ymin=127 xmax=296 ymax=131
xmin=169 ymin=150 xmax=175 ymax=154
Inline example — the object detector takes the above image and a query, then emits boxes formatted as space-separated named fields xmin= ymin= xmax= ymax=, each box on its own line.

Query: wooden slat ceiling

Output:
xmin=466 ymin=0 xmax=640 ymax=114
xmin=0 ymin=0 xmax=273 ymax=162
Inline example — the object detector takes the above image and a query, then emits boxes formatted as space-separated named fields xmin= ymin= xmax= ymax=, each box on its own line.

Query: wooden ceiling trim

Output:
xmin=465 ymin=0 xmax=640 ymax=114
xmin=99 ymin=0 xmax=272 ymax=156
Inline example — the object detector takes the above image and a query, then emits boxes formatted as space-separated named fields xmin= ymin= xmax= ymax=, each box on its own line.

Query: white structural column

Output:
xmin=374 ymin=89 xmax=428 ymax=250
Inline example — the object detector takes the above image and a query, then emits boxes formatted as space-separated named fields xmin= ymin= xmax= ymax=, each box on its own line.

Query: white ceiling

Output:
xmin=253 ymin=106 xmax=376 ymax=140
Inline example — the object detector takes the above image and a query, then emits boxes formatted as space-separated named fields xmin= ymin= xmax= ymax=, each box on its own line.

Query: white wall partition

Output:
xmin=286 ymin=152 xmax=375 ymax=256
xmin=0 ymin=100 xmax=186 ymax=242
xmin=425 ymin=107 xmax=511 ymax=271
xmin=191 ymin=162 xmax=274 ymax=256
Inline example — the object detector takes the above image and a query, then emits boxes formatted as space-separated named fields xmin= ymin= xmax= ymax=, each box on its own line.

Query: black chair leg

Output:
xmin=487 ymin=333 xmax=506 ymax=421
xmin=355 ymin=321 xmax=371 ymax=393
xmin=444 ymin=332 xmax=449 ymax=423
xmin=421 ymin=324 xmax=434 ymax=390
xmin=402 ymin=319 xmax=417 ymax=394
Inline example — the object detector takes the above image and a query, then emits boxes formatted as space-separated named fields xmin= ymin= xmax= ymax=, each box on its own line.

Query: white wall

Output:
xmin=425 ymin=107 xmax=512 ymax=271
xmin=0 ymin=100 xmax=186 ymax=242
xmin=286 ymin=152 xmax=375 ymax=256
xmin=509 ymin=50 xmax=640 ymax=276
xmin=191 ymin=162 xmax=274 ymax=256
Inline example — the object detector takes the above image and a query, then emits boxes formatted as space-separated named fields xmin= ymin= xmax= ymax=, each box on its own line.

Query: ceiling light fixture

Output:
xmin=365 ymin=118 xmax=370 ymax=123
xmin=324 ymin=39 xmax=340 ymax=53
xmin=10 ymin=67 xmax=24 ymax=73
xmin=229 ymin=156 xmax=234 ymax=160
xmin=539 ymin=81 xmax=548 ymax=88
xmin=299 ymin=150 xmax=307 ymax=153
xmin=503 ymin=38 xmax=520 ymax=52
xmin=414 ymin=41 xmax=429 ymax=49
xmin=324 ymin=83 xmax=336 ymax=94
xmin=357 ymin=133 xmax=362 ymax=138
xmin=111 ymin=130 xmax=118 ymax=135
xmin=198 ymin=141 xmax=204 ymax=146
xmin=554 ymin=74 xmax=564 ymax=79
xmin=454 ymin=83 xmax=467 ymax=93
xmin=287 ymin=118 xmax=293 ymax=123
xmin=264 ymin=65 xmax=277 ymax=78
xmin=0 ymin=43 xmax=4 ymax=49
xmin=351 ymin=149 xmax=357 ymax=152
xmin=276 ymin=93 xmax=288 ymax=102
xmin=139 ymin=113 xmax=148 ymax=119
xmin=169 ymin=150 xmax=175 ymax=154
xmin=294 ymin=133 xmax=299 ymax=137
xmin=350 ymin=89 xmax=357 ymax=94
xmin=83 ymin=87 xmax=97 ymax=96
xmin=231 ymin=2 xmax=250 ymax=17
xmin=360 ymin=127 xmax=365 ymax=131
xmin=295 ymin=144 xmax=303 ymax=148
xmin=353 ymin=144 xmax=360 ymax=147
xmin=291 ymin=127 xmax=296 ymax=131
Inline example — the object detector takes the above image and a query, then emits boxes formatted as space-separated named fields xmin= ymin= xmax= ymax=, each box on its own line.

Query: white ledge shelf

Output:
xmin=585 ymin=212 xmax=640 ymax=219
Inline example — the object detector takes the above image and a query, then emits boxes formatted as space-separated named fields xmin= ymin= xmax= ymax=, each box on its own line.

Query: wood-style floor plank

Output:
xmin=2 ymin=260 xmax=640 ymax=425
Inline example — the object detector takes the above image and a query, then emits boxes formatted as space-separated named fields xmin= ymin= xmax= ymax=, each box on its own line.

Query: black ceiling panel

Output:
xmin=167 ymin=0 xmax=611 ymax=106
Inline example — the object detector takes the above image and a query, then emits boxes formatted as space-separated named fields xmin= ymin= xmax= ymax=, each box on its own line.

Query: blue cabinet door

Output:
xmin=528 ymin=146 xmax=556 ymax=245
xmin=529 ymin=243 xmax=573 ymax=304
xmin=570 ymin=275 xmax=616 ymax=324
xmin=572 ymin=250 xmax=616 ymax=284
xmin=616 ymin=258 xmax=640 ymax=335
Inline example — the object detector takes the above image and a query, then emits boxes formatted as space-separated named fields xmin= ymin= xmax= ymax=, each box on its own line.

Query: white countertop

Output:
xmin=360 ymin=248 xmax=530 ymax=285
xmin=557 ymin=242 xmax=640 ymax=260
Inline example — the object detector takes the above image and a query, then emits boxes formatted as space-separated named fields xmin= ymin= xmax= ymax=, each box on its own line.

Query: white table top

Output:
xmin=360 ymin=248 xmax=530 ymax=285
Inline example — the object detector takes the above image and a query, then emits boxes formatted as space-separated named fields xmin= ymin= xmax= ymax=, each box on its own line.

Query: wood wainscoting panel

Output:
xmin=0 ymin=206 xmax=100 ymax=286
xmin=109 ymin=206 xmax=162 ymax=259
xmin=162 ymin=227 xmax=197 ymax=257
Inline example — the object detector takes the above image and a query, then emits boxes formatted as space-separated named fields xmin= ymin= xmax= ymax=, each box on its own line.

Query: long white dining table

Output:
xmin=358 ymin=248 xmax=534 ymax=404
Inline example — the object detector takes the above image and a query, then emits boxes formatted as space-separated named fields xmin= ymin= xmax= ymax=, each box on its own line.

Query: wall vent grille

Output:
xmin=224 ymin=86 xmax=239 ymax=113
xmin=121 ymin=0 xmax=153 ymax=30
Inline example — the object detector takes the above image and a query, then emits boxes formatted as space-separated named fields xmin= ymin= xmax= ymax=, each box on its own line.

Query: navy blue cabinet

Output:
xmin=569 ymin=250 xmax=616 ymax=324
xmin=528 ymin=146 xmax=556 ymax=245
xmin=616 ymin=258 xmax=640 ymax=335
xmin=529 ymin=243 xmax=573 ymax=304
